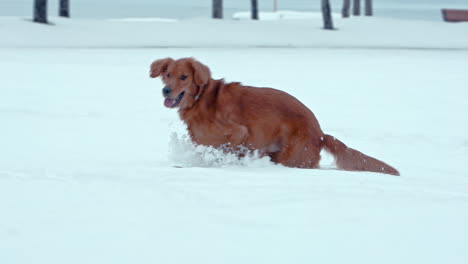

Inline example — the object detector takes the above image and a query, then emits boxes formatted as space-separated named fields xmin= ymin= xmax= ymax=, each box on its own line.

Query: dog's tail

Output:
xmin=321 ymin=134 xmax=399 ymax=176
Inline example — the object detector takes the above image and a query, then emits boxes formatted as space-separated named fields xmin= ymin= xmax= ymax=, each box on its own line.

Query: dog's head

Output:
xmin=150 ymin=57 xmax=211 ymax=109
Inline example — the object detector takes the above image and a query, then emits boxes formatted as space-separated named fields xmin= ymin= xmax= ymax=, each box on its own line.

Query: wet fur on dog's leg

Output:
xmin=221 ymin=124 xmax=250 ymax=154
xmin=273 ymin=136 xmax=322 ymax=168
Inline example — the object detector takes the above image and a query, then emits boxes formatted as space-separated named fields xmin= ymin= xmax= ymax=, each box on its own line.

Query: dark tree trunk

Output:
xmin=59 ymin=0 xmax=70 ymax=17
xmin=364 ymin=0 xmax=373 ymax=16
xmin=342 ymin=0 xmax=351 ymax=18
xmin=251 ymin=0 xmax=259 ymax=20
xmin=352 ymin=0 xmax=361 ymax=16
xmin=321 ymin=0 xmax=334 ymax=30
xmin=33 ymin=0 xmax=47 ymax=23
xmin=212 ymin=0 xmax=223 ymax=19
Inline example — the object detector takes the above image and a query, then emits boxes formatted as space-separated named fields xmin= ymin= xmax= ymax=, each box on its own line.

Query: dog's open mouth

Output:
xmin=164 ymin=92 xmax=185 ymax=108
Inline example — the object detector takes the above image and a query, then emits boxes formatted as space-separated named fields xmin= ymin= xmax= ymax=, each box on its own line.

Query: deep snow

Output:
xmin=1 ymin=15 xmax=468 ymax=264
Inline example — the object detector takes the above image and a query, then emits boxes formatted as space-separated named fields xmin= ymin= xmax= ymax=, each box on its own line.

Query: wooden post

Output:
xmin=321 ymin=0 xmax=334 ymax=30
xmin=364 ymin=0 xmax=373 ymax=16
xmin=273 ymin=0 xmax=278 ymax=12
xmin=352 ymin=0 xmax=360 ymax=16
xmin=342 ymin=0 xmax=350 ymax=18
xmin=212 ymin=0 xmax=223 ymax=19
xmin=59 ymin=0 xmax=70 ymax=17
xmin=251 ymin=0 xmax=259 ymax=20
xmin=34 ymin=0 xmax=47 ymax=23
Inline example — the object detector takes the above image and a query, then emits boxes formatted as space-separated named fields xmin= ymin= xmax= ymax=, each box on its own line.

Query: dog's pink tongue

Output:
xmin=164 ymin=98 xmax=175 ymax=108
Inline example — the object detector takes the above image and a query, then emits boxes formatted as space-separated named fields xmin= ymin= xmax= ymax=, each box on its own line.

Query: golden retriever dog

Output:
xmin=150 ymin=57 xmax=399 ymax=176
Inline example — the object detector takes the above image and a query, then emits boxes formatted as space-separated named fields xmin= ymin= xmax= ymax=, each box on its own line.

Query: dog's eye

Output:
xmin=166 ymin=73 xmax=170 ymax=78
xmin=180 ymin=75 xmax=187 ymax=80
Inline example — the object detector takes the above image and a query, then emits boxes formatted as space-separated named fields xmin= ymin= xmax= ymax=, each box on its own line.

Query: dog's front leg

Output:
xmin=223 ymin=124 xmax=249 ymax=154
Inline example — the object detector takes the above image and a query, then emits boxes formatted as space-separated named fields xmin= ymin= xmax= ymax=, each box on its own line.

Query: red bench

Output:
xmin=442 ymin=9 xmax=468 ymax=22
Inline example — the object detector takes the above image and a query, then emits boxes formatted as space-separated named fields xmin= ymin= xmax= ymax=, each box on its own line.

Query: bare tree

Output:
xmin=321 ymin=0 xmax=334 ymax=30
xmin=352 ymin=0 xmax=360 ymax=16
xmin=251 ymin=0 xmax=259 ymax=20
xmin=364 ymin=0 xmax=373 ymax=16
xmin=59 ymin=0 xmax=70 ymax=17
xmin=342 ymin=0 xmax=350 ymax=18
xmin=33 ymin=0 xmax=47 ymax=23
xmin=212 ymin=0 xmax=223 ymax=19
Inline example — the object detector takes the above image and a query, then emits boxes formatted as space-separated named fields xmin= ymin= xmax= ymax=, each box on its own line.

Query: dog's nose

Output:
xmin=162 ymin=86 xmax=171 ymax=96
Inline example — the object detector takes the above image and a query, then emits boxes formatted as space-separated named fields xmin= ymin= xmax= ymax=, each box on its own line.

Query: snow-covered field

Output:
xmin=1 ymin=15 xmax=468 ymax=264
xmin=2 ymin=15 xmax=468 ymax=49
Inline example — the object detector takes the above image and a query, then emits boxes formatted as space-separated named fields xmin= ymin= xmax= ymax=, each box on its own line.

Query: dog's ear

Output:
xmin=189 ymin=58 xmax=211 ymax=87
xmin=150 ymin=58 xmax=174 ymax=78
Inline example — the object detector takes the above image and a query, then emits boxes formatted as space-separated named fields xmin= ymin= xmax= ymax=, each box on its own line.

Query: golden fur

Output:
xmin=150 ymin=57 xmax=399 ymax=176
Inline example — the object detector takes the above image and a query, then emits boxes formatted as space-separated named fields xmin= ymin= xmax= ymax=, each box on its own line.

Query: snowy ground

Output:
xmin=2 ymin=16 xmax=468 ymax=49
xmin=1 ymin=16 xmax=468 ymax=264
